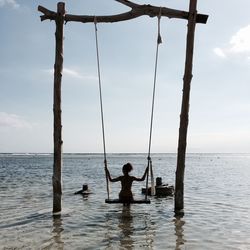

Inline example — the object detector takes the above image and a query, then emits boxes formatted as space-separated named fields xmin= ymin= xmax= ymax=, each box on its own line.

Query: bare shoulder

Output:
xmin=132 ymin=175 xmax=144 ymax=181
xmin=131 ymin=176 xmax=137 ymax=180
xmin=111 ymin=175 xmax=122 ymax=182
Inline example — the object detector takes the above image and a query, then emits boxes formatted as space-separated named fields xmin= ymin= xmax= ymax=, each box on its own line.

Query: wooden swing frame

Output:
xmin=38 ymin=0 xmax=208 ymax=213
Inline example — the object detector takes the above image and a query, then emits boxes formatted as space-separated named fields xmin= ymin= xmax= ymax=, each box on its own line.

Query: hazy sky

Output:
xmin=0 ymin=0 xmax=250 ymax=153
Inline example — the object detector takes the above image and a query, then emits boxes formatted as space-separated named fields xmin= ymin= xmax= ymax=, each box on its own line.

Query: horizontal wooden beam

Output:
xmin=38 ymin=1 xmax=208 ymax=24
xmin=115 ymin=0 xmax=139 ymax=9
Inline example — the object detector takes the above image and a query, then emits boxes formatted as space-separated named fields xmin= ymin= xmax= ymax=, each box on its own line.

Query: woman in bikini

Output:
xmin=105 ymin=163 xmax=148 ymax=203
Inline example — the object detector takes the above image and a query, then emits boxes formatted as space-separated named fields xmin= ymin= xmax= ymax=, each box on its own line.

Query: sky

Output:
xmin=0 ymin=0 xmax=250 ymax=153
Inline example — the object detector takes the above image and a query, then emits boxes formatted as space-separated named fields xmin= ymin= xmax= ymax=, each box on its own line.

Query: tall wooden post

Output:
xmin=53 ymin=2 xmax=65 ymax=213
xmin=175 ymin=0 xmax=197 ymax=212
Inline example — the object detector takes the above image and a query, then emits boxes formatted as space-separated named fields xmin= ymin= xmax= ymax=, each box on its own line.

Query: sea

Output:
xmin=0 ymin=153 xmax=249 ymax=250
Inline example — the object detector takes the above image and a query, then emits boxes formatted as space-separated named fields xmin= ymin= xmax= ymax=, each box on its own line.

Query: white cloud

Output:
xmin=0 ymin=0 xmax=19 ymax=9
xmin=63 ymin=68 xmax=84 ymax=79
xmin=44 ymin=68 xmax=98 ymax=81
xmin=0 ymin=112 xmax=32 ymax=129
xmin=229 ymin=25 xmax=250 ymax=54
xmin=213 ymin=48 xmax=226 ymax=58
xmin=214 ymin=24 xmax=250 ymax=59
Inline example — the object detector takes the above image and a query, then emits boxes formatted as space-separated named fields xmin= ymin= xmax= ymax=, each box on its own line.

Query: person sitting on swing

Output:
xmin=105 ymin=163 xmax=149 ymax=203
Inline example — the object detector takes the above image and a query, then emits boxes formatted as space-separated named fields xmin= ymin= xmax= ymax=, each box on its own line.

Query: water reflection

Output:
xmin=118 ymin=206 xmax=134 ymax=249
xmin=174 ymin=214 xmax=185 ymax=250
xmin=104 ymin=206 xmax=154 ymax=249
xmin=51 ymin=214 xmax=64 ymax=249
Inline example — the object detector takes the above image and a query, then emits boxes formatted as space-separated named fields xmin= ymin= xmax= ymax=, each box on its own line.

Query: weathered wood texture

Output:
xmin=38 ymin=0 xmax=208 ymax=213
xmin=38 ymin=0 xmax=208 ymax=24
xmin=52 ymin=2 xmax=65 ymax=213
xmin=175 ymin=0 xmax=197 ymax=212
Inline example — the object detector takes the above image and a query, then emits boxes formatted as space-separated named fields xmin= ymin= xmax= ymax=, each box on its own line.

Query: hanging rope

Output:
xmin=94 ymin=10 xmax=162 ymax=200
xmin=94 ymin=17 xmax=110 ymax=199
xmin=145 ymin=8 xmax=162 ymax=199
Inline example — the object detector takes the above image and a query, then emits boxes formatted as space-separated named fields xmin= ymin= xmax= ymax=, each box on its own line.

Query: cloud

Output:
xmin=63 ymin=68 xmax=89 ymax=79
xmin=0 ymin=0 xmax=19 ymax=9
xmin=229 ymin=25 xmax=250 ymax=54
xmin=214 ymin=24 xmax=250 ymax=59
xmin=213 ymin=48 xmax=226 ymax=58
xmin=44 ymin=67 xmax=98 ymax=81
xmin=0 ymin=112 xmax=32 ymax=129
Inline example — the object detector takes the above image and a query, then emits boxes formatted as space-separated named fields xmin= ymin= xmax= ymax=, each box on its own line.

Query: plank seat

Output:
xmin=105 ymin=199 xmax=150 ymax=204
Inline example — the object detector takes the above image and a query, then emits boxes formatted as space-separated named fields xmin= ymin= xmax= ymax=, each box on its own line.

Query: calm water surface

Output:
xmin=0 ymin=153 xmax=250 ymax=249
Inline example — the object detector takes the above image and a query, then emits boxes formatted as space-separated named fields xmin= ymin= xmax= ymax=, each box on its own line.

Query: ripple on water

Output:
xmin=1 ymin=153 xmax=250 ymax=249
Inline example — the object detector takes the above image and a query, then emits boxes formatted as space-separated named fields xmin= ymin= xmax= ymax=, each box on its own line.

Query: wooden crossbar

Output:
xmin=38 ymin=1 xmax=208 ymax=24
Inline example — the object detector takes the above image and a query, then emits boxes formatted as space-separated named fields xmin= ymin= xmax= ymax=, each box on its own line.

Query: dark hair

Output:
xmin=82 ymin=184 xmax=88 ymax=191
xmin=122 ymin=163 xmax=133 ymax=173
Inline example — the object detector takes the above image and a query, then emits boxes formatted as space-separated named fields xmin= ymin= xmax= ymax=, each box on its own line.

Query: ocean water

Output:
xmin=0 ymin=153 xmax=250 ymax=249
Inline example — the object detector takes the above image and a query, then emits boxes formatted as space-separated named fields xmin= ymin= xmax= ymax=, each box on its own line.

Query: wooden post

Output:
xmin=175 ymin=0 xmax=197 ymax=212
xmin=52 ymin=2 xmax=65 ymax=213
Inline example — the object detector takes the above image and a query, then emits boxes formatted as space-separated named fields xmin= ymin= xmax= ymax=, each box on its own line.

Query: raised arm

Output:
xmin=104 ymin=166 xmax=121 ymax=182
xmin=133 ymin=166 xmax=149 ymax=182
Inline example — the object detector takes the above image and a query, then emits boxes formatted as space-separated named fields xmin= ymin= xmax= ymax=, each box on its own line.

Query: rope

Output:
xmin=94 ymin=10 xmax=162 ymax=200
xmin=94 ymin=17 xmax=110 ymax=199
xmin=145 ymin=8 xmax=162 ymax=198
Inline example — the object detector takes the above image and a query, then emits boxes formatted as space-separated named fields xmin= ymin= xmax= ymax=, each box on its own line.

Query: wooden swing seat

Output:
xmin=105 ymin=199 xmax=150 ymax=204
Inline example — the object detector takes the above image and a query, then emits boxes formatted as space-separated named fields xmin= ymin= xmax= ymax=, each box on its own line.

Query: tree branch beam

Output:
xmin=38 ymin=5 xmax=57 ymax=21
xmin=115 ymin=0 xmax=139 ymax=9
xmin=38 ymin=1 xmax=208 ymax=24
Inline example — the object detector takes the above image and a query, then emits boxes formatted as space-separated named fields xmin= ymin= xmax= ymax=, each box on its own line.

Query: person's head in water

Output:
xmin=82 ymin=184 xmax=88 ymax=191
xmin=122 ymin=163 xmax=133 ymax=175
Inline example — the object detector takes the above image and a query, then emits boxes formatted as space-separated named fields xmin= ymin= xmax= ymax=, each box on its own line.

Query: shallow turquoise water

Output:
xmin=0 ymin=153 xmax=250 ymax=249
